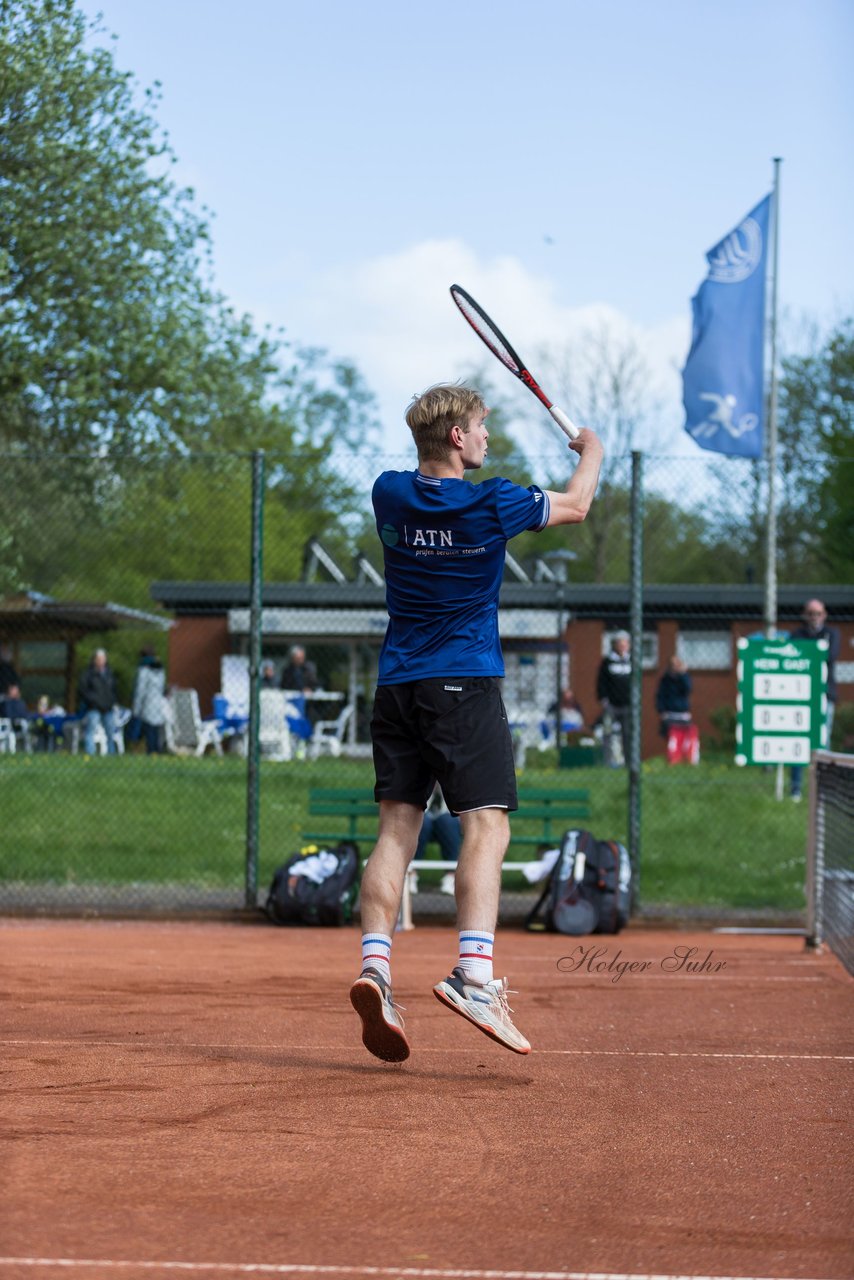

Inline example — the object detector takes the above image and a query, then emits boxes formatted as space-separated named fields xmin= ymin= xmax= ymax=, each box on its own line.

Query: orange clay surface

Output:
xmin=1 ymin=918 xmax=853 ymax=1280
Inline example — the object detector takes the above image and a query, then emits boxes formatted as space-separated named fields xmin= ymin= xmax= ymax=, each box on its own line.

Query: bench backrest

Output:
xmin=305 ymin=786 xmax=590 ymax=843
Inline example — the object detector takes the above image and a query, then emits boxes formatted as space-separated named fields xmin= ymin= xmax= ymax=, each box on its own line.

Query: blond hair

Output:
xmin=404 ymin=383 xmax=485 ymax=461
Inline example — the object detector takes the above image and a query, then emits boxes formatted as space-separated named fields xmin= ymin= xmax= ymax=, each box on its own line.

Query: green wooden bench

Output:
xmin=302 ymin=785 xmax=591 ymax=869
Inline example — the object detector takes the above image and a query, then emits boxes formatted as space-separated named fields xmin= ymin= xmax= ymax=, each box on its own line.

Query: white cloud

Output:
xmin=273 ymin=238 xmax=693 ymax=455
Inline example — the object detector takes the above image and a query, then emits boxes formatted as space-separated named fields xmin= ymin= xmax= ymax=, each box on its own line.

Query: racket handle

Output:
xmin=549 ymin=405 xmax=580 ymax=440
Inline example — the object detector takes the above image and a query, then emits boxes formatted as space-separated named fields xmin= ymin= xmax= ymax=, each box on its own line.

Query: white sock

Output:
xmin=458 ymin=930 xmax=494 ymax=985
xmin=361 ymin=933 xmax=392 ymax=983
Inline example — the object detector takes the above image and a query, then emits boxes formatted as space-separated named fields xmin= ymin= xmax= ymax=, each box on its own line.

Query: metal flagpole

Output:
xmin=628 ymin=451 xmax=644 ymax=906
xmin=764 ymin=157 xmax=782 ymax=638
xmin=764 ymin=159 xmax=783 ymax=798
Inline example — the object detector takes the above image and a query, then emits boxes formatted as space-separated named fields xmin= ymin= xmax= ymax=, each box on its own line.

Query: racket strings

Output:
xmin=452 ymin=293 xmax=521 ymax=375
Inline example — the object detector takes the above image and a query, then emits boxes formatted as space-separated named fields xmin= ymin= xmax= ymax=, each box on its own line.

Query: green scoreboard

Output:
xmin=735 ymin=635 xmax=829 ymax=767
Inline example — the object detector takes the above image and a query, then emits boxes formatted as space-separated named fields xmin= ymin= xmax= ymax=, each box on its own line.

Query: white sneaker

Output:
xmin=439 ymin=871 xmax=456 ymax=895
xmin=433 ymin=967 xmax=531 ymax=1054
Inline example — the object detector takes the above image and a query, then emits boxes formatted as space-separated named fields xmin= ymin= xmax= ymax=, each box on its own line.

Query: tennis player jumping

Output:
xmin=350 ymin=384 xmax=603 ymax=1062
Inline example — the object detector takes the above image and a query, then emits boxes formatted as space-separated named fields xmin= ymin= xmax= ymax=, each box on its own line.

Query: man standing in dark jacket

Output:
xmin=0 ymin=643 xmax=19 ymax=696
xmin=789 ymin=599 xmax=840 ymax=801
xmin=78 ymin=648 xmax=118 ymax=755
xmin=597 ymin=631 xmax=632 ymax=766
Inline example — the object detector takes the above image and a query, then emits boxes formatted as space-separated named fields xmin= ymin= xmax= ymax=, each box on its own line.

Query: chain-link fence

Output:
xmin=1 ymin=447 xmax=851 ymax=925
xmin=635 ymin=454 xmax=852 ymax=923
xmin=807 ymin=751 xmax=854 ymax=975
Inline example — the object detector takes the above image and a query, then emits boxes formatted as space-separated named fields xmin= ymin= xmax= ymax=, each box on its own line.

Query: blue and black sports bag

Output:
xmin=525 ymin=828 xmax=632 ymax=935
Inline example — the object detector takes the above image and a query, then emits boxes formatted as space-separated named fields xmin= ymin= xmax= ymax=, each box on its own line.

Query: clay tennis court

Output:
xmin=2 ymin=918 xmax=852 ymax=1280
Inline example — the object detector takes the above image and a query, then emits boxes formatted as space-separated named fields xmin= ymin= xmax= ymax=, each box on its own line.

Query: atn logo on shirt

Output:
xmin=410 ymin=528 xmax=453 ymax=547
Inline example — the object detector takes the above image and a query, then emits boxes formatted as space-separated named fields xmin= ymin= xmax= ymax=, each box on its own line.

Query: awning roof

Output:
xmin=0 ymin=591 xmax=171 ymax=637
xmin=150 ymin=580 xmax=854 ymax=623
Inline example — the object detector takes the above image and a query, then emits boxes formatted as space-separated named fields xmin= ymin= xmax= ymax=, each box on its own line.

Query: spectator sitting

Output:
xmin=77 ymin=648 xmax=119 ymax=755
xmin=549 ymin=687 xmax=586 ymax=733
xmin=0 ymin=682 xmax=28 ymax=721
xmin=32 ymin=694 xmax=63 ymax=753
xmin=1 ymin=683 xmax=31 ymax=751
xmin=655 ymin=655 xmax=693 ymax=737
xmin=415 ymin=785 xmax=462 ymax=895
xmin=260 ymin=661 xmax=278 ymax=688
xmin=279 ymin=645 xmax=318 ymax=694
xmin=131 ymin=647 xmax=166 ymax=754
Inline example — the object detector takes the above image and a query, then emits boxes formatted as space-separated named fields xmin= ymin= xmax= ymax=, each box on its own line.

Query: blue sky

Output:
xmin=80 ymin=0 xmax=854 ymax=453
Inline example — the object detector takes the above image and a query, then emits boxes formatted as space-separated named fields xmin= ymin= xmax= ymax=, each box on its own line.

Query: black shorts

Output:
xmin=371 ymin=677 xmax=518 ymax=814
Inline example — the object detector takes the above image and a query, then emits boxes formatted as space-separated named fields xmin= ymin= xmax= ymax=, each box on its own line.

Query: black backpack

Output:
xmin=265 ymin=842 xmax=360 ymax=926
xmin=526 ymin=828 xmax=632 ymax=936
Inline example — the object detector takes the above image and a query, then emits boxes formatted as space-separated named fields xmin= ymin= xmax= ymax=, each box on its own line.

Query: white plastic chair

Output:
xmin=0 ymin=717 xmax=16 ymax=754
xmin=90 ymin=705 xmax=131 ymax=756
xmin=507 ymin=707 xmax=542 ymax=770
xmin=309 ymin=703 xmax=354 ymax=759
xmin=259 ymin=689 xmax=293 ymax=762
xmin=167 ymin=689 xmax=223 ymax=756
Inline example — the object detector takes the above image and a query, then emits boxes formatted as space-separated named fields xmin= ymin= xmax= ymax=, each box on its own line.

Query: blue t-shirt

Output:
xmin=373 ymin=470 xmax=550 ymax=684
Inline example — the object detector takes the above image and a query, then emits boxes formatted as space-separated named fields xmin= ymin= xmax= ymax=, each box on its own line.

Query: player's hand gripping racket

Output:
xmin=450 ymin=284 xmax=579 ymax=440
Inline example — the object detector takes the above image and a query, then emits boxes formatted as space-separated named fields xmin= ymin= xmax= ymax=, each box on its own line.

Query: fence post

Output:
xmin=629 ymin=450 xmax=644 ymax=906
xmin=805 ymin=752 xmax=824 ymax=949
xmin=245 ymin=449 xmax=265 ymax=908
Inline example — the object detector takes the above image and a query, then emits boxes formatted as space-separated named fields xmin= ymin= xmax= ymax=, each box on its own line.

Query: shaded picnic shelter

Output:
xmin=0 ymin=591 xmax=171 ymax=710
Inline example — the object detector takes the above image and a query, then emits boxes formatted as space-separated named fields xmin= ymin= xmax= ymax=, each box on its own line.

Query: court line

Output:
xmin=517 ymin=973 xmax=829 ymax=981
xmin=535 ymin=1049 xmax=853 ymax=1061
xmin=563 ymin=972 xmax=834 ymax=982
xmin=2 ymin=1040 xmax=852 ymax=1061
xmin=0 ymin=1260 xmax=834 ymax=1280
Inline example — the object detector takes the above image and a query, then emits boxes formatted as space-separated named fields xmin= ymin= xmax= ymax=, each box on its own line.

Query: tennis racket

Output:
xmin=450 ymin=284 xmax=579 ymax=440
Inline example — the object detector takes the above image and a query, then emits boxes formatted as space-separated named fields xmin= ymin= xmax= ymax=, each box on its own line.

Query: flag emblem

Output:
xmin=682 ymin=194 xmax=771 ymax=459
xmin=707 ymin=215 xmax=764 ymax=283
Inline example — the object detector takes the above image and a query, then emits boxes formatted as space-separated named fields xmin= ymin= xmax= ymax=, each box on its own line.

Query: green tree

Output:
xmin=0 ymin=0 xmax=379 ymax=598
xmin=776 ymin=317 xmax=854 ymax=583
xmin=688 ymin=316 xmax=854 ymax=588
xmin=3 ymin=0 xmax=210 ymax=452
xmin=1 ymin=0 xmax=376 ymax=459
xmin=531 ymin=326 xmax=658 ymax=582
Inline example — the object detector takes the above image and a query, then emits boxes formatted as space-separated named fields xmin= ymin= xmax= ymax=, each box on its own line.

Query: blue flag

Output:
xmin=682 ymin=195 xmax=771 ymax=458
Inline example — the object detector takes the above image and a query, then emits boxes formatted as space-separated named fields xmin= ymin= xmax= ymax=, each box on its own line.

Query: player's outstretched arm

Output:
xmin=543 ymin=428 xmax=604 ymax=526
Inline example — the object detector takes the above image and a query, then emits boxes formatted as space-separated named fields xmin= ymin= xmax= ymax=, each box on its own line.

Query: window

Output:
xmin=19 ymin=641 xmax=67 ymax=668
xmin=677 ymin=631 xmax=731 ymax=670
xmin=601 ymin=631 xmax=658 ymax=670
